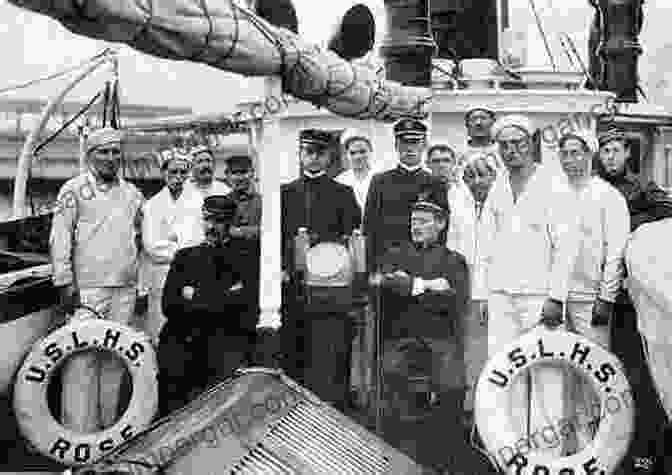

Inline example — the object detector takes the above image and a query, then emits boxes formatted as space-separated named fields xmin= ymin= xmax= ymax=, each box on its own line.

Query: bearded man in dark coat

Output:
xmin=280 ymin=129 xmax=361 ymax=411
xmin=157 ymin=195 xmax=260 ymax=417
xmin=363 ymin=118 xmax=447 ymax=273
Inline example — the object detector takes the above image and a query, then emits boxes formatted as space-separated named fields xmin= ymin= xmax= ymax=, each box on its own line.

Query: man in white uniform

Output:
xmin=140 ymin=149 xmax=193 ymax=346
xmin=50 ymin=128 xmax=144 ymax=432
xmin=556 ymin=130 xmax=630 ymax=451
xmin=487 ymin=114 xmax=576 ymax=462
xmin=446 ymin=151 xmax=499 ymax=429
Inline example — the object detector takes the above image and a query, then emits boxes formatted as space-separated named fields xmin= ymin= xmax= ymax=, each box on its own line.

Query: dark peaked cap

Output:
xmin=225 ymin=154 xmax=253 ymax=169
xmin=202 ymin=195 xmax=237 ymax=221
xmin=393 ymin=118 xmax=427 ymax=141
xmin=299 ymin=129 xmax=333 ymax=148
xmin=412 ymin=196 xmax=448 ymax=218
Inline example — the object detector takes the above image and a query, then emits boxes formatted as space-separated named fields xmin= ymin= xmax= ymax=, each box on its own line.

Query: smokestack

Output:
xmin=597 ymin=0 xmax=644 ymax=103
xmin=380 ymin=0 xmax=437 ymax=87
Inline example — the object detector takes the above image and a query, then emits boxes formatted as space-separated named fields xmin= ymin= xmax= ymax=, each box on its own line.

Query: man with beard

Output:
xmin=140 ymin=149 xmax=193 ymax=346
xmin=50 ymin=127 xmax=145 ymax=432
xmin=364 ymin=118 xmax=447 ymax=273
xmin=158 ymin=195 xmax=260 ymax=416
xmin=487 ymin=114 xmax=576 ymax=461
xmin=596 ymin=128 xmax=672 ymax=473
xmin=556 ymin=130 xmax=630 ymax=452
xmin=370 ymin=197 xmax=470 ymax=473
xmin=180 ymin=146 xmax=232 ymax=246
xmin=225 ymin=154 xmax=261 ymax=241
xmin=281 ymin=129 xmax=361 ymax=410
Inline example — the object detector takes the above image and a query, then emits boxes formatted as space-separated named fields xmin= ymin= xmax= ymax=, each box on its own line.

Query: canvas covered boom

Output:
xmin=8 ymin=0 xmax=432 ymax=122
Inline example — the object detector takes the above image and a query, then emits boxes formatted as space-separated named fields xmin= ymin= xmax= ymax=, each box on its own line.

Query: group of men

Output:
xmin=48 ymin=104 xmax=672 ymax=473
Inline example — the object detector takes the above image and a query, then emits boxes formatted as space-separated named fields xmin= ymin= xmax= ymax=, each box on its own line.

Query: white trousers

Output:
xmin=565 ymin=300 xmax=610 ymax=452
xmin=61 ymin=286 xmax=136 ymax=433
xmin=488 ymin=291 xmax=566 ymax=458
xmin=464 ymin=299 xmax=488 ymax=412
xmin=642 ymin=336 xmax=672 ymax=422
xmin=144 ymin=264 xmax=170 ymax=346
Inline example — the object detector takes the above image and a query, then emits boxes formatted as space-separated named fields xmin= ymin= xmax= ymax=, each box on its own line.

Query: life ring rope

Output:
xmin=475 ymin=327 xmax=634 ymax=475
xmin=13 ymin=318 xmax=158 ymax=466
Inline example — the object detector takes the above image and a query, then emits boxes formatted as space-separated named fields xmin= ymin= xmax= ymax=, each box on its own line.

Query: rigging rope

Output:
xmin=0 ymin=48 xmax=115 ymax=96
xmin=527 ymin=0 xmax=557 ymax=71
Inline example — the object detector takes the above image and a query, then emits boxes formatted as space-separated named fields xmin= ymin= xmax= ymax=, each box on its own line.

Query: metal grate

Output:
xmin=230 ymin=443 xmax=295 ymax=474
xmin=249 ymin=400 xmax=392 ymax=474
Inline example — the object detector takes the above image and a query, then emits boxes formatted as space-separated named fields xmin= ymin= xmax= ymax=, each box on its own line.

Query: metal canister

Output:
xmin=349 ymin=229 xmax=367 ymax=274
xmin=294 ymin=227 xmax=310 ymax=272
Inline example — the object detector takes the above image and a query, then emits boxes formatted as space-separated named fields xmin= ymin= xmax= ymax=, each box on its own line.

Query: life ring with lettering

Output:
xmin=12 ymin=318 xmax=158 ymax=466
xmin=474 ymin=327 xmax=633 ymax=475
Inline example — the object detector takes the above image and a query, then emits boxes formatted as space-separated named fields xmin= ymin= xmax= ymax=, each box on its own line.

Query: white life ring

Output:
xmin=13 ymin=319 xmax=158 ymax=466
xmin=474 ymin=327 xmax=633 ymax=475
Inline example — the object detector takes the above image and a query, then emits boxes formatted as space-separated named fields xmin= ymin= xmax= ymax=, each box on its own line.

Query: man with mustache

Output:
xmin=556 ymin=130 xmax=630 ymax=452
xmin=50 ymin=127 xmax=145 ymax=432
xmin=180 ymin=146 xmax=232 ymax=246
xmin=281 ymin=129 xmax=361 ymax=411
xmin=445 ymin=151 xmax=499 ymax=434
xmin=140 ymin=148 xmax=194 ymax=346
xmin=363 ymin=118 xmax=447 ymax=273
xmin=596 ymin=128 xmax=672 ymax=473
xmin=157 ymin=195 xmax=260 ymax=416
xmin=487 ymin=114 xmax=577 ymax=461
xmin=463 ymin=108 xmax=503 ymax=172
xmin=370 ymin=197 xmax=470 ymax=472
xmin=225 ymin=154 xmax=261 ymax=241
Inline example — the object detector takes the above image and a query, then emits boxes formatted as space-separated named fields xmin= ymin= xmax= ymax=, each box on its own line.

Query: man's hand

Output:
xmin=59 ymin=284 xmax=80 ymax=315
xmin=591 ymin=298 xmax=614 ymax=326
xmin=369 ymin=273 xmax=384 ymax=287
xmin=425 ymin=278 xmax=453 ymax=293
xmin=539 ymin=298 xmax=564 ymax=329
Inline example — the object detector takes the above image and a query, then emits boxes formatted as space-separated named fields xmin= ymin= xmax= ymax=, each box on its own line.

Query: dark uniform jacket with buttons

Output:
xmin=377 ymin=241 xmax=470 ymax=342
xmin=363 ymin=167 xmax=448 ymax=273
xmin=161 ymin=238 xmax=260 ymax=338
xmin=281 ymin=174 xmax=361 ymax=273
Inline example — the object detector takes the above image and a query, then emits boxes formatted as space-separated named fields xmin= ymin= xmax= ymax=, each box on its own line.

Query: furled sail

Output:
xmin=7 ymin=0 xmax=432 ymax=122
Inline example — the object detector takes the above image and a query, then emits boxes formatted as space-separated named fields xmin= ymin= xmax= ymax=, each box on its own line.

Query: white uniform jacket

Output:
xmin=50 ymin=172 xmax=144 ymax=288
xmin=564 ymin=177 xmax=630 ymax=303
xmin=487 ymin=165 xmax=577 ymax=301
xmin=446 ymin=184 xmax=497 ymax=301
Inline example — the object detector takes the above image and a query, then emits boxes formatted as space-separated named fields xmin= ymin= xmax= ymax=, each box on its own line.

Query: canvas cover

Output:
xmin=8 ymin=0 xmax=431 ymax=122
xmin=625 ymin=218 xmax=672 ymax=345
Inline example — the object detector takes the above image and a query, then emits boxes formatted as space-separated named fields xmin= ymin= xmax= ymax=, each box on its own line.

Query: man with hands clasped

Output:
xmin=157 ymin=195 xmax=260 ymax=417
xmin=556 ymin=129 xmax=630 ymax=451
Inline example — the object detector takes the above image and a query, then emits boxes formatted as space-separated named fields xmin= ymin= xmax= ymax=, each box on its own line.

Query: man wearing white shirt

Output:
xmin=336 ymin=130 xmax=376 ymax=213
xmin=140 ymin=149 xmax=193 ymax=346
xmin=487 ymin=114 xmax=576 ymax=462
xmin=180 ymin=145 xmax=232 ymax=246
xmin=555 ymin=131 xmax=630 ymax=452
xmin=446 ymin=151 xmax=499 ymax=429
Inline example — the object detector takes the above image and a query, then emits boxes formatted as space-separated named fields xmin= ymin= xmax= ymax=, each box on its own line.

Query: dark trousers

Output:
xmin=281 ymin=304 xmax=353 ymax=411
xmin=611 ymin=300 xmax=668 ymax=463
xmin=157 ymin=325 xmax=254 ymax=418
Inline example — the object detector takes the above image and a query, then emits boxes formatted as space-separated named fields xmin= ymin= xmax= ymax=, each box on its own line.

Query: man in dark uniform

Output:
xmin=281 ymin=129 xmax=361 ymax=411
xmin=370 ymin=197 xmax=470 ymax=473
xmin=157 ymin=195 xmax=260 ymax=417
xmin=596 ymin=128 xmax=672 ymax=473
xmin=363 ymin=118 xmax=448 ymax=273
xmin=225 ymin=154 xmax=262 ymax=241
